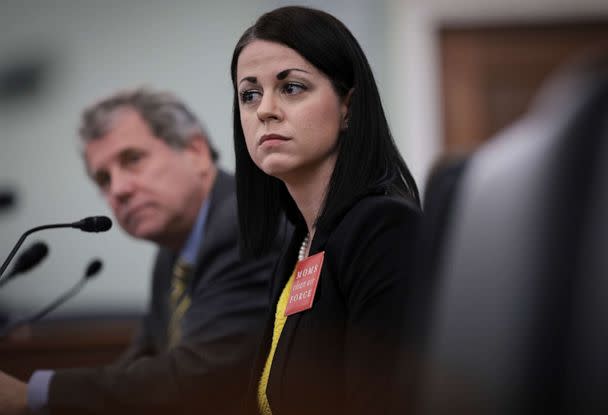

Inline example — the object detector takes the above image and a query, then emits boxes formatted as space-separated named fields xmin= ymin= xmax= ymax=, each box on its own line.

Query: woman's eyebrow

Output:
xmin=277 ymin=68 xmax=310 ymax=80
xmin=238 ymin=76 xmax=257 ymax=86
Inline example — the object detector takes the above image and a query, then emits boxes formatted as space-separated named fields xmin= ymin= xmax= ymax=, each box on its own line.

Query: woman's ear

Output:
xmin=340 ymin=88 xmax=354 ymax=130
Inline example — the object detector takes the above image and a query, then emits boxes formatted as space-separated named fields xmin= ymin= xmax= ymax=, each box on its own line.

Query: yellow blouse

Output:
xmin=257 ymin=269 xmax=296 ymax=415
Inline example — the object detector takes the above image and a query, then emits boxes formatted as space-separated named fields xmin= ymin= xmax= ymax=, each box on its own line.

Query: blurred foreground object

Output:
xmin=419 ymin=46 xmax=608 ymax=414
xmin=0 ymin=190 xmax=16 ymax=212
xmin=0 ymin=57 xmax=49 ymax=103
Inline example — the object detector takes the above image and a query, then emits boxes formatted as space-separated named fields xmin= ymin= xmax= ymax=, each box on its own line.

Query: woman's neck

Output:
xmin=283 ymin=158 xmax=335 ymax=243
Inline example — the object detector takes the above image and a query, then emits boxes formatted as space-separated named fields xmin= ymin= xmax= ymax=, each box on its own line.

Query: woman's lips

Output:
xmin=259 ymin=134 xmax=290 ymax=145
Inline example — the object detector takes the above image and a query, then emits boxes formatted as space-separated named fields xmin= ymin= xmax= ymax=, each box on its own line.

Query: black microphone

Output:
xmin=0 ymin=241 xmax=49 ymax=288
xmin=0 ymin=190 xmax=15 ymax=211
xmin=72 ymin=216 xmax=113 ymax=233
xmin=0 ymin=216 xmax=112 ymax=280
xmin=84 ymin=259 xmax=103 ymax=279
xmin=0 ymin=259 xmax=103 ymax=338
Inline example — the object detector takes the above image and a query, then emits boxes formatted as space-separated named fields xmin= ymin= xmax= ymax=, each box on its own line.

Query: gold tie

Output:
xmin=167 ymin=258 xmax=193 ymax=349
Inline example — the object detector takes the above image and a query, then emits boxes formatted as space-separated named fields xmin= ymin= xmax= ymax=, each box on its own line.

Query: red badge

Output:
xmin=284 ymin=252 xmax=324 ymax=316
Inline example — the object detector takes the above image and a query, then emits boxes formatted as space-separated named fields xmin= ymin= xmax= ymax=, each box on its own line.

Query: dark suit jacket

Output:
xmin=243 ymin=191 xmax=421 ymax=415
xmin=47 ymin=170 xmax=280 ymax=415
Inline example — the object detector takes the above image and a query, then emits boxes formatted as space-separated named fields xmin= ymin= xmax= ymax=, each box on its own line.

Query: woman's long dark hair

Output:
xmin=231 ymin=6 xmax=420 ymax=257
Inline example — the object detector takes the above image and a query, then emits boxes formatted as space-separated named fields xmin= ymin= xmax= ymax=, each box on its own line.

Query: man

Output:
xmin=0 ymin=88 xmax=282 ymax=414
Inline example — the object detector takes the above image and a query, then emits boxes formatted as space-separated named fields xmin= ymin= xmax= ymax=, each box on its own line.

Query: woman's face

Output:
xmin=236 ymin=40 xmax=349 ymax=185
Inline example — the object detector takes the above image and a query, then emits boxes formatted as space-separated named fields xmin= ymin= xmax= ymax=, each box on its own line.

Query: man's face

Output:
xmin=85 ymin=108 xmax=210 ymax=248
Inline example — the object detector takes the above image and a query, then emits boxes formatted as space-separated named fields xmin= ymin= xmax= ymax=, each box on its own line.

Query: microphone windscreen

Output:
xmin=0 ymin=191 xmax=15 ymax=209
xmin=85 ymin=259 xmax=103 ymax=279
xmin=76 ymin=216 xmax=113 ymax=232
xmin=11 ymin=241 xmax=49 ymax=275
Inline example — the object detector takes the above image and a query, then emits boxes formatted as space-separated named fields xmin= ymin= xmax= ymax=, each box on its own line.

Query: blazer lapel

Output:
xmin=267 ymin=226 xmax=330 ymax=410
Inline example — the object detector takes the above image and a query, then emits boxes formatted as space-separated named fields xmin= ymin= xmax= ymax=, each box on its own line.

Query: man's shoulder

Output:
xmin=207 ymin=170 xmax=238 ymax=228
xmin=210 ymin=169 xmax=236 ymax=202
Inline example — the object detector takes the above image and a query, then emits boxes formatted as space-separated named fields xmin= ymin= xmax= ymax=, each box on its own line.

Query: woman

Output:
xmin=231 ymin=6 xmax=421 ymax=414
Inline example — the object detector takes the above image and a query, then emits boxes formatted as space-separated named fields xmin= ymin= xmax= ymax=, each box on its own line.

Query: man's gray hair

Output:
xmin=79 ymin=87 xmax=218 ymax=160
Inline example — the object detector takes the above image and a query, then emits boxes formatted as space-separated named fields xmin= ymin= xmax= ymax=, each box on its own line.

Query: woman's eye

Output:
xmin=240 ymin=90 xmax=260 ymax=104
xmin=283 ymin=83 xmax=306 ymax=95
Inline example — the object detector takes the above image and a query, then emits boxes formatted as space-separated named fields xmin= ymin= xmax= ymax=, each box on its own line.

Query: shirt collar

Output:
xmin=179 ymin=196 xmax=211 ymax=265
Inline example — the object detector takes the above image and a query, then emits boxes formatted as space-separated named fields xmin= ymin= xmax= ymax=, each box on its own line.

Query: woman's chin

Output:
xmin=258 ymin=160 xmax=296 ymax=180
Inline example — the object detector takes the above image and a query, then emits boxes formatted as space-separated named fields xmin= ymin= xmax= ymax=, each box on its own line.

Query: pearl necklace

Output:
xmin=298 ymin=233 xmax=310 ymax=261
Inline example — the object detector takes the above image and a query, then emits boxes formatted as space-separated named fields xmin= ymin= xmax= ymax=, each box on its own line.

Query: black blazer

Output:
xmin=48 ymin=170 xmax=280 ymax=415
xmin=244 ymin=192 xmax=421 ymax=415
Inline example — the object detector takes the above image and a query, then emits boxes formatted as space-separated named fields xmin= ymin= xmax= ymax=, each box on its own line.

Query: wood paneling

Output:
xmin=0 ymin=318 xmax=137 ymax=381
xmin=440 ymin=21 xmax=608 ymax=155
